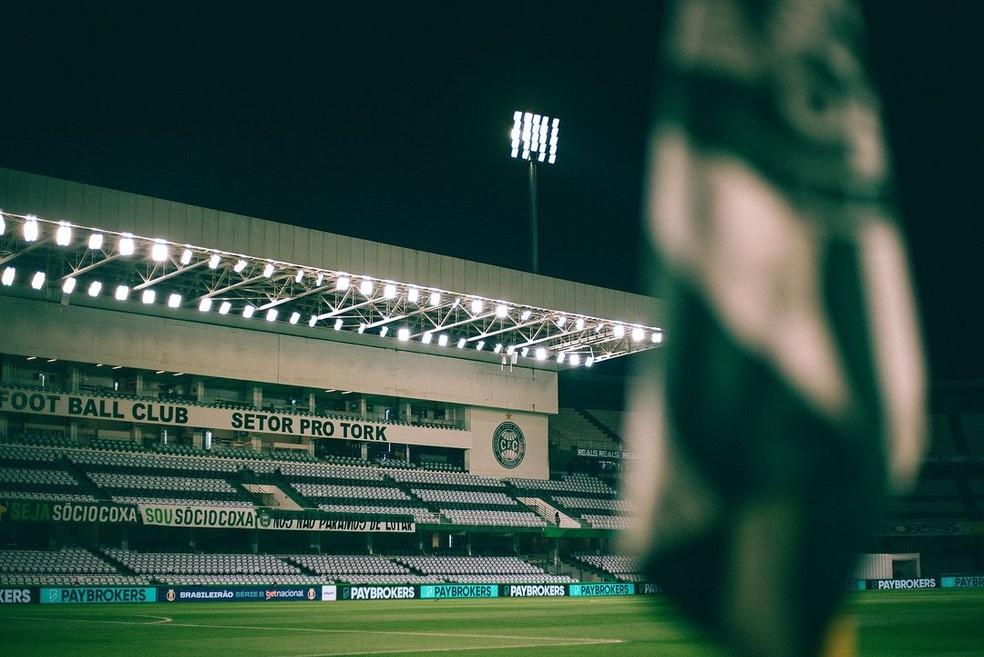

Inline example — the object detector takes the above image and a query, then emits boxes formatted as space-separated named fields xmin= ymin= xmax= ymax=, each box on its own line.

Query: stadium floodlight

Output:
xmin=470 ymin=299 xmax=483 ymax=314
xmin=359 ymin=279 xmax=373 ymax=296
xmin=495 ymin=304 xmax=508 ymax=318
xmin=87 ymin=280 xmax=102 ymax=297
xmin=62 ymin=277 xmax=77 ymax=294
xmin=295 ymin=269 xmax=305 ymax=283
xmin=358 ymin=323 xmax=367 ymax=334
xmin=180 ymin=248 xmax=193 ymax=265
xmin=397 ymin=327 xmax=410 ymax=341
xmin=569 ymin=354 xmax=581 ymax=366
xmin=315 ymin=272 xmax=325 ymax=286
xmin=613 ymin=324 xmax=625 ymax=338
xmin=557 ymin=315 xmax=567 ymax=327
xmin=120 ymin=285 xmax=134 ymax=301
xmin=23 ymin=216 xmax=40 ymax=242
xmin=265 ymin=308 xmax=278 ymax=322
xmin=476 ymin=340 xmax=485 ymax=351
xmin=422 ymin=331 xmax=433 ymax=344
xmin=151 ymin=240 xmax=169 ymax=262
xmin=55 ymin=222 xmax=72 ymax=246
xmin=0 ymin=211 xmax=4 ymax=235
xmin=167 ymin=293 xmax=182 ymax=308
xmin=585 ymin=356 xmax=594 ymax=367
xmin=218 ymin=301 xmax=231 ymax=315
xmin=494 ymin=343 xmax=503 ymax=354
xmin=242 ymin=305 xmax=255 ymax=319
xmin=652 ymin=331 xmax=663 ymax=343
xmin=632 ymin=327 xmax=645 ymax=342
xmin=383 ymin=283 xmax=397 ymax=300
xmin=308 ymin=315 xmax=317 ymax=327
xmin=457 ymin=338 xmax=466 ymax=349
xmin=198 ymin=298 xmax=213 ymax=312
xmin=510 ymin=112 xmax=559 ymax=273
xmin=437 ymin=334 xmax=448 ymax=347
xmin=208 ymin=253 xmax=221 ymax=269
xmin=575 ymin=317 xmax=585 ymax=331
xmin=31 ymin=271 xmax=45 ymax=290
xmin=407 ymin=287 xmax=420 ymax=303
xmin=506 ymin=345 xmax=515 ymax=355
xmin=118 ymin=233 xmax=135 ymax=256
xmin=289 ymin=311 xmax=300 ymax=325
xmin=233 ymin=259 xmax=248 ymax=273
xmin=557 ymin=352 xmax=566 ymax=364
xmin=535 ymin=347 xmax=547 ymax=361
xmin=88 ymin=232 xmax=104 ymax=250
xmin=520 ymin=310 xmax=532 ymax=321
xmin=334 ymin=318 xmax=343 ymax=331
xmin=429 ymin=291 xmax=441 ymax=306
xmin=262 ymin=262 xmax=275 ymax=278
xmin=336 ymin=275 xmax=350 ymax=291
xmin=379 ymin=326 xmax=389 ymax=337
xmin=521 ymin=346 xmax=530 ymax=358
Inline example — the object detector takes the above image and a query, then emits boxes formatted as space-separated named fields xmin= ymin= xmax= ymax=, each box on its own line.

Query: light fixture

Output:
xmin=55 ymin=222 xmax=72 ymax=246
xmin=613 ymin=324 xmax=625 ymax=338
xmin=336 ymin=276 xmax=350 ymax=291
xmin=167 ymin=293 xmax=182 ymax=308
xmin=208 ymin=253 xmax=221 ymax=269
xmin=506 ymin=346 xmax=515 ymax=355
xmin=334 ymin=319 xmax=343 ymax=331
xmin=407 ymin=287 xmax=419 ymax=303
xmin=1 ymin=267 xmax=14 ymax=286
xmin=438 ymin=334 xmax=448 ymax=347
xmin=632 ymin=327 xmax=645 ymax=342
xmin=0 ymin=212 xmax=5 ymax=235
xmin=23 ymin=216 xmax=39 ymax=242
xmin=510 ymin=111 xmax=559 ymax=164
xmin=151 ymin=240 xmax=169 ymax=262
xmin=88 ymin=232 xmax=104 ymax=250
xmin=383 ymin=284 xmax=397 ymax=299
xmin=521 ymin=347 xmax=530 ymax=358
xmin=315 ymin=273 xmax=325 ymax=286
xmin=218 ymin=301 xmax=231 ymax=315
xmin=379 ymin=326 xmax=389 ymax=337
xmin=119 ymin=285 xmax=133 ymax=301
xmin=289 ymin=311 xmax=300 ymax=325
xmin=198 ymin=298 xmax=213 ymax=312
xmin=652 ymin=331 xmax=663 ymax=344
xmin=31 ymin=271 xmax=45 ymax=290
xmin=112 ymin=365 xmax=123 ymax=370
xmin=243 ymin=305 xmax=255 ymax=319
xmin=470 ymin=299 xmax=483 ymax=314
xmin=422 ymin=332 xmax=433 ymax=344
xmin=295 ymin=269 xmax=305 ymax=283
xmin=88 ymin=281 xmax=103 ymax=297
xmin=557 ymin=315 xmax=567 ymax=327
xmin=575 ymin=318 xmax=585 ymax=331
xmin=397 ymin=327 xmax=410 ymax=341
xmin=557 ymin=352 xmax=566 ymax=363
xmin=569 ymin=354 xmax=581 ymax=366
xmin=585 ymin=356 xmax=595 ymax=367
xmin=234 ymin=259 xmax=248 ymax=273
xmin=308 ymin=315 xmax=317 ymax=327
xmin=495 ymin=304 xmax=508 ymax=318
xmin=535 ymin=347 xmax=547 ymax=361
xmin=476 ymin=340 xmax=486 ymax=351
xmin=180 ymin=248 xmax=193 ymax=265
xmin=429 ymin=291 xmax=441 ymax=306
xmin=359 ymin=279 xmax=373 ymax=296
xmin=521 ymin=310 xmax=532 ymax=321
xmin=62 ymin=277 xmax=77 ymax=294
xmin=265 ymin=308 xmax=278 ymax=322
xmin=118 ymin=233 xmax=135 ymax=256
xmin=457 ymin=338 xmax=466 ymax=349
xmin=494 ymin=344 xmax=503 ymax=353
xmin=358 ymin=323 xmax=367 ymax=334
xmin=25 ymin=356 xmax=37 ymax=361
xmin=262 ymin=262 xmax=275 ymax=278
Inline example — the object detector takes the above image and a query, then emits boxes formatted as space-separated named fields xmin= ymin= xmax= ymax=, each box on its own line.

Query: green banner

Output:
xmin=40 ymin=587 xmax=157 ymax=604
xmin=0 ymin=499 xmax=138 ymax=525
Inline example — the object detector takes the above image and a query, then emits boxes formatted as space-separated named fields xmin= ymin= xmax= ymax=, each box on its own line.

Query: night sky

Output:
xmin=2 ymin=2 xmax=981 ymax=381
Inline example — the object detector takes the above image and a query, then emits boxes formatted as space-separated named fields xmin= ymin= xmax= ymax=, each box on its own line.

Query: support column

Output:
xmin=134 ymin=374 xmax=144 ymax=397
xmin=0 ymin=354 xmax=14 ymax=385
xmin=67 ymin=366 xmax=81 ymax=393
xmin=250 ymin=385 xmax=263 ymax=409
xmin=307 ymin=392 xmax=317 ymax=413
xmin=403 ymin=402 xmax=412 ymax=423
xmin=359 ymin=398 xmax=368 ymax=419
xmin=193 ymin=378 xmax=206 ymax=403
xmin=360 ymin=442 xmax=368 ymax=462
xmin=251 ymin=530 xmax=259 ymax=554
xmin=310 ymin=532 xmax=322 ymax=554
xmin=366 ymin=533 xmax=374 ymax=555
xmin=130 ymin=425 xmax=143 ymax=446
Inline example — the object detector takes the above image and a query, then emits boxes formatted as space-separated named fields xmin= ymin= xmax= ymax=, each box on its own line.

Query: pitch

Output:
xmin=2 ymin=591 xmax=981 ymax=657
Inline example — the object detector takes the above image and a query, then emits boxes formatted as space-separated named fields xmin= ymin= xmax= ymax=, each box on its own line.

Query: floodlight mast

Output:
xmin=510 ymin=111 xmax=558 ymax=275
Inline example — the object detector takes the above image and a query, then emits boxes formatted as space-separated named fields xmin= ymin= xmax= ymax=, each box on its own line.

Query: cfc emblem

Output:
xmin=492 ymin=421 xmax=526 ymax=469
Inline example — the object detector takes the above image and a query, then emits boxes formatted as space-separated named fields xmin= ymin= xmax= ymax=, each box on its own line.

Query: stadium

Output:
xmin=0 ymin=167 xmax=982 ymax=656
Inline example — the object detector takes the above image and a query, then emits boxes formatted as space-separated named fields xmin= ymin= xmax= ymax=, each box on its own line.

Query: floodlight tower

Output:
xmin=510 ymin=111 xmax=559 ymax=274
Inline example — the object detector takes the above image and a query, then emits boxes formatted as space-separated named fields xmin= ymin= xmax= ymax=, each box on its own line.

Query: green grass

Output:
xmin=1 ymin=591 xmax=982 ymax=656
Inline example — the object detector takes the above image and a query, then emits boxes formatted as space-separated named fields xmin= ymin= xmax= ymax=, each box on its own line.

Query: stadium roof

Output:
xmin=0 ymin=176 xmax=664 ymax=370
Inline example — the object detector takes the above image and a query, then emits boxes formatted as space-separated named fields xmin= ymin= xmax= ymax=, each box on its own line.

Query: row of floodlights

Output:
xmin=510 ymin=111 xmax=558 ymax=163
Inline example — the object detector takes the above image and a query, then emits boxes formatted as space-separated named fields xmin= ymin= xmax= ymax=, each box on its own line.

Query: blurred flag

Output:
xmin=622 ymin=1 xmax=926 ymax=656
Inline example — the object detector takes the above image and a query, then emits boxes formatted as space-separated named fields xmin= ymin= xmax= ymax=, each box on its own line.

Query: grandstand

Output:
xmin=0 ymin=168 xmax=980 ymax=597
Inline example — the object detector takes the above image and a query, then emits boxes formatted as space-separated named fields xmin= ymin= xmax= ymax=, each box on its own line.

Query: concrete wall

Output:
xmin=0 ymin=167 xmax=662 ymax=326
xmin=0 ymin=295 xmax=557 ymax=415
xmin=466 ymin=408 xmax=549 ymax=479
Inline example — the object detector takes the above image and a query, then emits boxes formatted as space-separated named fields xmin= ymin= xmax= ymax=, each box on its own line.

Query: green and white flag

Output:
xmin=623 ymin=1 xmax=926 ymax=656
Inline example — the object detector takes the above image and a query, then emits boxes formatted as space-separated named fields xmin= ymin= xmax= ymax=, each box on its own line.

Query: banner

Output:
xmin=137 ymin=504 xmax=415 ymax=533
xmin=40 ymin=587 xmax=157 ymax=604
xmin=568 ymin=583 xmax=635 ymax=597
xmin=636 ymin=583 xmax=662 ymax=595
xmin=500 ymin=584 xmax=566 ymax=597
xmin=576 ymin=448 xmax=636 ymax=461
xmin=0 ymin=386 xmax=469 ymax=448
xmin=0 ymin=588 xmax=35 ymax=604
xmin=866 ymin=578 xmax=938 ymax=591
xmin=0 ymin=499 xmax=138 ymax=525
xmin=941 ymin=575 xmax=984 ymax=589
xmin=419 ymin=584 xmax=498 ymax=599
xmin=340 ymin=585 xmax=418 ymax=600
xmin=161 ymin=586 xmax=319 ymax=603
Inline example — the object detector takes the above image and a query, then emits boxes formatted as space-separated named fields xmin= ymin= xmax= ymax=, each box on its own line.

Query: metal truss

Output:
xmin=0 ymin=212 xmax=663 ymax=368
